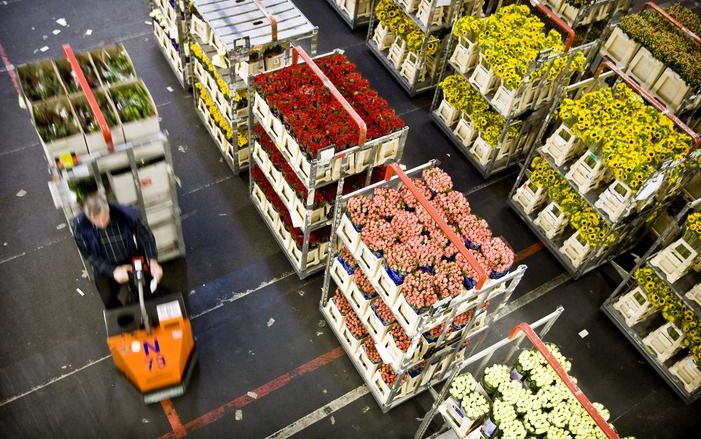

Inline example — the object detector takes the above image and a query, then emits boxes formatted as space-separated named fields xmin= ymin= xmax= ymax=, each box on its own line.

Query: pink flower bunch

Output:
xmin=340 ymin=246 xmax=357 ymax=269
xmin=372 ymin=187 xmax=404 ymax=218
xmin=354 ymin=270 xmax=376 ymax=296
xmin=434 ymin=260 xmax=463 ymax=298
xmin=347 ymin=196 xmax=374 ymax=228
xmin=422 ymin=167 xmax=453 ymax=193
xmin=481 ymin=237 xmax=514 ymax=273
xmin=363 ymin=338 xmax=382 ymax=363
xmin=361 ymin=219 xmax=397 ymax=252
xmin=372 ymin=298 xmax=396 ymax=324
xmin=452 ymin=310 xmax=473 ymax=328
xmin=433 ymin=191 xmax=471 ymax=225
xmin=380 ymin=364 xmax=405 ymax=386
xmin=391 ymin=210 xmax=423 ymax=242
xmin=455 ymin=253 xmax=480 ymax=281
xmin=335 ymin=290 xmax=353 ymax=315
xmin=427 ymin=324 xmax=446 ymax=340
xmin=399 ymin=178 xmax=432 ymax=209
xmin=345 ymin=307 xmax=368 ymax=338
xmin=402 ymin=270 xmax=438 ymax=310
xmin=413 ymin=236 xmax=444 ymax=268
xmin=391 ymin=325 xmax=411 ymax=352
xmin=414 ymin=203 xmax=447 ymax=235
xmin=457 ymin=214 xmax=493 ymax=247
xmin=384 ymin=242 xmax=418 ymax=275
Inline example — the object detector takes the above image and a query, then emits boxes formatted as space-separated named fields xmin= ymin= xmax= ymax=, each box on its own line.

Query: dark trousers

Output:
xmin=94 ymin=275 xmax=126 ymax=309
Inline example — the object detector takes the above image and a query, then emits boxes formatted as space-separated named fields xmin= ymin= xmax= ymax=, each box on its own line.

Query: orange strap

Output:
xmin=384 ymin=163 xmax=489 ymax=289
xmin=642 ymin=2 xmax=700 ymax=45
xmin=291 ymin=46 xmax=367 ymax=146
xmin=528 ymin=0 xmax=576 ymax=51
xmin=253 ymin=0 xmax=278 ymax=42
xmin=63 ymin=44 xmax=113 ymax=152
xmin=509 ymin=323 xmax=620 ymax=439
xmin=594 ymin=60 xmax=700 ymax=150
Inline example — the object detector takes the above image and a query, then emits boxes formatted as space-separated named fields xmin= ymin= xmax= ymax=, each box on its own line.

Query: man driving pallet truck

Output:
xmin=74 ymin=191 xmax=196 ymax=403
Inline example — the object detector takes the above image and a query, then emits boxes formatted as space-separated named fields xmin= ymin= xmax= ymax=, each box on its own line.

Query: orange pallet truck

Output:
xmin=103 ymin=258 xmax=196 ymax=403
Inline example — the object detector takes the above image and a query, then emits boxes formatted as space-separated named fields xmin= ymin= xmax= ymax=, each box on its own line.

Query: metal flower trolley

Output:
xmin=249 ymin=46 xmax=408 ymax=278
xmin=367 ymin=0 xmax=484 ymax=96
xmin=602 ymin=197 xmax=701 ymax=403
xmin=187 ymin=0 xmax=318 ymax=173
xmin=509 ymin=60 xmax=701 ymax=278
xmin=320 ymin=162 xmax=527 ymax=411
xmin=149 ymin=0 xmax=191 ymax=88
xmin=416 ymin=307 xmax=624 ymax=439
xmin=431 ymin=1 xmax=598 ymax=178
xmin=327 ymin=0 xmax=373 ymax=29
xmin=17 ymin=44 xmax=186 ymax=272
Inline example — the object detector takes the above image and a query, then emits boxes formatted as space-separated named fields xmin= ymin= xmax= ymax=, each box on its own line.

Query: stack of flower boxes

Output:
xmin=321 ymin=163 xmax=527 ymax=411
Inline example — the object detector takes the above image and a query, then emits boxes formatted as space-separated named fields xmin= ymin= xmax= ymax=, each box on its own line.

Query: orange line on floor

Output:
xmin=515 ymin=241 xmax=544 ymax=263
xmin=160 ymin=399 xmax=187 ymax=439
xmin=158 ymin=346 xmax=345 ymax=438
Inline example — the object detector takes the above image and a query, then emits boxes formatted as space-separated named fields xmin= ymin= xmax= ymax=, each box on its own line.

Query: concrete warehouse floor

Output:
xmin=0 ymin=0 xmax=700 ymax=438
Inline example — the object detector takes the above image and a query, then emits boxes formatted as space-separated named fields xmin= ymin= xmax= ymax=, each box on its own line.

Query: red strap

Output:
xmin=509 ymin=323 xmax=620 ymax=439
xmin=384 ymin=163 xmax=489 ymax=289
xmin=291 ymin=46 xmax=367 ymax=146
xmin=641 ymin=2 xmax=701 ymax=45
xmin=253 ymin=0 xmax=278 ymax=42
xmin=595 ymin=60 xmax=700 ymax=151
xmin=63 ymin=44 xmax=113 ymax=152
xmin=528 ymin=0 xmax=576 ymax=51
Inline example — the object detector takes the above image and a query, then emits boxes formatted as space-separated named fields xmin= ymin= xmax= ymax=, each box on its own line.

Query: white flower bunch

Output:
xmin=529 ymin=364 xmax=557 ymax=389
xmin=461 ymin=391 xmax=490 ymax=420
xmin=524 ymin=409 xmax=550 ymax=435
xmin=492 ymin=399 xmax=517 ymax=425
xmin=547 ymin=403 xmax=572 ymax=429
xmin=545 ymin=425 xmax=572 ymax=439
xmin=500 ymin=419 xmax=527 ymax=439
xmin=515 ymin=392 xmax=540 ymax=415
xmin=484 ymin=364 xmax=510 ymax=392
xmin=450 ymin=373 xmax=477 ymax=401
xmin=499 ymin=380 xmax=527 ymax=405
xmin=516 ymin=349 xmax=540 ymax=373
xmin=592 ymin=402 xmax=610 ymax=422
xmin=568 ymin=412 xmax=598 ymax=437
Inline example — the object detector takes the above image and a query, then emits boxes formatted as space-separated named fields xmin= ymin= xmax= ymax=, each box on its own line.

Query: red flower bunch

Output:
xmin=372 ymin=187 xmax=404 ymax=219
xmin=402 ymin=270 xmax=438 ymax=310
xmin=254 ymin=53 xmax=404 ymax=159
xmin=422 ymin=167 xmax=453 ymax=193
xmin=452 ymin=310 xmax=473 ymax=328
xmin=372 ymin=297 xmax=396 ymax=324
xmin=390 ymin=210 xmax=423 ymax=242
xmin=390 ymin=325 xmax=411 ymax=352
xmin=335 ymin=290 xmax=353 ymax=315
xmin=384 ymin=241 xmax=418 ymax=275
xmin=434 ymin=260 xmax=463 ymax=298
xmin=340 ymin=246 xmax=357 ymax=269
xmin=364 ymin=338 xmax=383 ymax=363
xmin=399 ymin=178 xmax=433 ymax=209
xmin=481 ymin=237 xmax=514 ymax=273
xmin=361 ymin=219 xmax=397 ymax=252
xmin=427 ymin=324 xmax=446 ymax=340
xmin=353 ymin=269 xmax=376 ymax=297
xmin=345 ymin=307 xmax=369 ymax=338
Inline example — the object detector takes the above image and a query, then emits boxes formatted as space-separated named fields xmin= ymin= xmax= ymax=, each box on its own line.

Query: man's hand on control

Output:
xmin=149 ymin=259 xmax=163 ymax=283
xmin=113 ymin=265 xmax=132 ymax=284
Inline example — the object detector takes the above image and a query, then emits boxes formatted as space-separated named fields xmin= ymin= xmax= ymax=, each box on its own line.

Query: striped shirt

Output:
xmin=74 ymin=217 xmax=157 ymax=278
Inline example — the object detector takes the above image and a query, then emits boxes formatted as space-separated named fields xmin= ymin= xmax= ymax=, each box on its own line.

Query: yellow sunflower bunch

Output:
xmin=453 ymin=5 xmax=571 ymax=90
xmin=375 ymin=0 xmax=439 ymax=55
xmin=634 ymin=267 xmax=701 ymax=364
xmin=237 ymin=129 xmax=248 ymax=149
xmin=195 ymin=81 xmax=233 ymax=141
xmin=559 ymin=84 xmax=693 ymax=191
xmin=190 ymin=41 xmax=232 ymax=99
xmin=688 ymin=213 xmax=701 ymax=235
xmin=439 ymin=74 xmax=518 ymax=145
xmin=529 ymin=157 xmax=613 ymax=246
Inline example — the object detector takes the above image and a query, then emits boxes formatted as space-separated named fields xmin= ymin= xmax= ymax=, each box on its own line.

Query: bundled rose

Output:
xmin=390 ymin=325 xmax=411 ymax=352
xmin=347 ymin=196 xmax=374 ymax=228
xmin=449 ymin=373 xmax=477 ymax=401
xmin=422 ymin=167 xmax=454 ymax=193
xmin=334 ymin=290 xmax=353 ymax=315
xmin=344 ymin=307 xmax=368 ymax=338
xmin=402 ymin=270 xmax=438 ymax=310
xmin=340 ymin=246 xmax=357 ymax=269
xmin=432 ymin=191 xmax=471 ymax=225
xmin=426 ymin=324 xmax=446 ymax=341
xmin=384 ymin=241 xmax=418 ymax=276
xmin=363 ymin=338 xmax=383 ymax=363
xmin=390 ymin=210 xmax=423 ymax=242
xmin=353 ymin=269 xmax=376 ymax=297
xmin=379 ymin=364 xmax=406 ymax=386
xmin=372 ymin=298 xmax=396 ymax=324
xmin=415 ymin=203 xmax=447 ymax=234
xmin=461 ymin=391 xmax=490 ymax=420
xmin=413 ymin=236 xmax=444 ymax=268
xmin=372 ymin=187 xmax=404 ymax=219
xmin=481 ymin=237 xmax=514 ymax=274
xmin=361 ymin=219 xmax=397 ymax=253
xmin=399 ymin=178 xmax=433 ymax=209
xmin=452 ymin=310 xmax=473 ymax=328
xmin=457 ymin=214 xmax=493 ymax=247
xmin=434 ymin=260 xmax=463 ymax=298
xmin=455 ymin=252 xmax=481 ymax=283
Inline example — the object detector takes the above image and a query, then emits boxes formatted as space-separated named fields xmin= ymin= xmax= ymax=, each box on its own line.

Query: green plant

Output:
xmin=110 ymin=83 xmax=155 ymax=122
